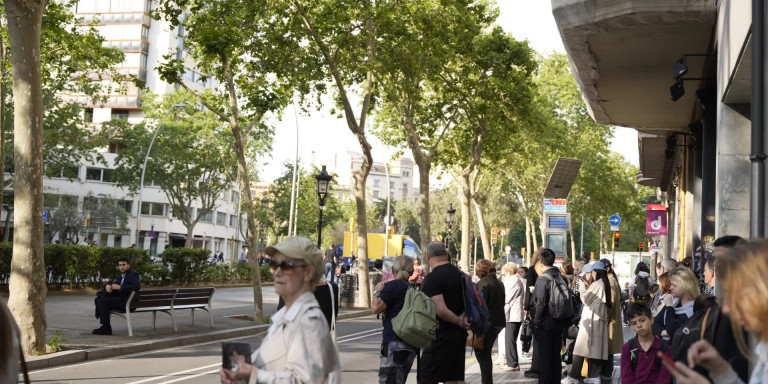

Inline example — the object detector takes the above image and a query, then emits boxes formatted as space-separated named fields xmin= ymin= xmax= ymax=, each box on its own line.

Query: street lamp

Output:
xmin=315 ymin=165 xmax=333 ymax=247
xmin=134 ymin=103 xmax=186 ymax=248
xmin=445 ymin=203 xmax=456 ymax=251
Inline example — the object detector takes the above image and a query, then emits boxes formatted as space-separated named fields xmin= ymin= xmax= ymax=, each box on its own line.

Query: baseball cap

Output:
xmin=599 ymin=258 xmax=612 ymax=268
xmin=266 ymin=236 xmax=323 ymax=281
xmin=426 ymin=241 xmax=449 ymax=258
xmin=579 ymin=263 xmax=595 ymax=277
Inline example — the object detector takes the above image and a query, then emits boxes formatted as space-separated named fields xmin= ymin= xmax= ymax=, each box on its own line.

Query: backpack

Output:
xmin=540 ymin=273 xmax=575 ymax=320
xmin=461 ymin=274 xmax=491 ymax=335
xmin=633 ymin=275 xmax=651 ymax=301
xmin=391 ymin=286 xmax=438 ymax=348
xmin=628 ymin=336 xmax=670 ymax=371
xmin=670 ymin=306 xmax=719 ymax=362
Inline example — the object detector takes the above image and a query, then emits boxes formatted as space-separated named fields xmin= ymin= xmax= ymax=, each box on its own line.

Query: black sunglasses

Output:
xmin=268 ymin=259 xmax=307 ymax=272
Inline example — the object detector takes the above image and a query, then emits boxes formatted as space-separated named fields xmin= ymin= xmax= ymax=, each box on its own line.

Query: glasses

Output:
xmin=268 ymin=259 xmax=307 ymax=273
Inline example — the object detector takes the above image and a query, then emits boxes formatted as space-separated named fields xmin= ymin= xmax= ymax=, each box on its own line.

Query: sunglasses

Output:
xmin=268 ymin=259 xmax=307 ymax=273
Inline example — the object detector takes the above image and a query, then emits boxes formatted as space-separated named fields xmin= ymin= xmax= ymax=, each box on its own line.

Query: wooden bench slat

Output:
xmin=112 ymin=287 xmax=215 ymax=336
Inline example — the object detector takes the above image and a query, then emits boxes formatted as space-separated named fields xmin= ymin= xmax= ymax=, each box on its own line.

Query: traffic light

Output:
xmin=613 ymin=232 xmax=620 ymax=248
xmin=639 ymin=242 xmax=645 ymax=252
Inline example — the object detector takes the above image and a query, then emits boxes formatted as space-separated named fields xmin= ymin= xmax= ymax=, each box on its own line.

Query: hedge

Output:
xmin=0 ymin=243 xmax=273 ymax=288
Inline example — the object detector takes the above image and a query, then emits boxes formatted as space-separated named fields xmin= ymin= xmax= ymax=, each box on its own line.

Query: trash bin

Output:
xmin=369 ymin=271 xmax=383 ymax=300
xmin=338 ymin=273 xmax=357 ymax=308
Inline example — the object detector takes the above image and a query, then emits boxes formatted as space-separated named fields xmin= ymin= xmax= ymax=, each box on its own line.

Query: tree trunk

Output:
xmin=353 ymin=165 xmax=371 ymax=307
xmin=528 ymin=215 xmax=538 ymax=255
xmin=525 ymin=215 xmax=531 ymax=264
xmin=404 ymin=117 xmax=432 ymax=262
xmin=469 ymin=171 xmax=491 ymax=261
xmin=185 ymin=223 xmax=194 ymax=248
xmin=457 ymin=172 xmax=472 ymax=273
xmin=569 ymin=217 xmax=576 ymax=261
xmin=0 ymin=27 xmax=6 ymax=228
xmin=6 ymin=0 xmax=49 ymax=355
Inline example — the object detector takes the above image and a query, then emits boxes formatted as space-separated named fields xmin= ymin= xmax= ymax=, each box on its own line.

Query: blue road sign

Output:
xmin=42 ymin=209 xmax=48 ymax=222
xmin=609 ymin=214 xmax=621 ymax=226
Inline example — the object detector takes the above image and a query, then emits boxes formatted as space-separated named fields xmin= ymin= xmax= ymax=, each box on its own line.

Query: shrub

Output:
xmin=202 ymin=264 xmax=232 ymax=284
xmin=260 ymin=265 xmax=273 ymax=282
xmin=233 ymin=261 xmax=252 ymax=282
xmin=161 ymin=248 xmax=209 ymax=286
xmin=0 ymin=242 xmax=11 ymax=284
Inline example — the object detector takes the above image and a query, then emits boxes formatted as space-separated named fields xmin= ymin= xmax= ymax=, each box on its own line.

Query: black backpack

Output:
xmin=633 ymin=275 xmax=651 ymax=301
xmin=628 ymin=336 xmax=670 ymax=371
xmin=540 ymin=273 xmax=574 ymax=320
xmin=670 ymin=307 xmax=719 ymax=362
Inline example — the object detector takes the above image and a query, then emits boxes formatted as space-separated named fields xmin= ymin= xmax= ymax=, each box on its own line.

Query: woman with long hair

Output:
xmin=661 ymin=239 xmax=768 ymax=384
xmin=0 ymin=298 xmax=21 ymax=383
xmin=474 ymin=259 xmax=506 ymax=384
xmin=563 ymin=261 xmax=613 ymax=384
xmin=654 ymin=267 xmax=700 ymax=340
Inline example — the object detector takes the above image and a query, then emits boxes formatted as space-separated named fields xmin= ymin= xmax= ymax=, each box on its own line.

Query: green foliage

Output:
xmin=259 ymin=265 xmax=273 ymax=282
xmin=0 ymin=242 xmax=10 ymax=283
xmin=233 ymin=261 xmax=252 ymax=282
xmin=160 ymin=248 xmax=210 ymax=286
xmin=47 ymin=331 xmax=64 ymax=353
xmin=201 ymin=264 xmax=233 ymax=284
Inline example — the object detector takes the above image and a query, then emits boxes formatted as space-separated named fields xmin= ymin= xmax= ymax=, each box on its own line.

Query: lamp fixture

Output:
xmin=672 ymin=53 xmax=715 ymax=81
xmin=669 ymin=78 xmax=713 ymax=102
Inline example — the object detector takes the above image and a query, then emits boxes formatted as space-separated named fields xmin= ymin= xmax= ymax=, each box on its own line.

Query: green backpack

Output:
xmin=391 ymin=287 xmax=438 ymax=348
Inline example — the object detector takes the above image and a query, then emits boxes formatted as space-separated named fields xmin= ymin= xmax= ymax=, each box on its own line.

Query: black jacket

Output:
xmin=114 ymin=269 xmax=140 ymax=304
xmin=533 ymin=267 xmax=571 ymax=330
xmin=477 ymin=275 xmax=506 ymax=328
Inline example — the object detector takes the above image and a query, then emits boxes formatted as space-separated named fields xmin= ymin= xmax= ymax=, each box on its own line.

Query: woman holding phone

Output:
xmin=220 ymin=237 xmax=340 ymax=384
xmin=661 ymin=240 xmax=768 ymax=384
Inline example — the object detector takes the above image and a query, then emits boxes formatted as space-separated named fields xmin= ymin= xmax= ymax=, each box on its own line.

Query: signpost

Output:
xmin=609 ymin=214 xmax=621 ymax=265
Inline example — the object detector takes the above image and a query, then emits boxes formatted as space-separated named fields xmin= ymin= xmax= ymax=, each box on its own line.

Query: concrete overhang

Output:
xmin=636 ymin=134 xmax=669 ymax=187
xmin=552 ymin=0 xmax=717 ymax=133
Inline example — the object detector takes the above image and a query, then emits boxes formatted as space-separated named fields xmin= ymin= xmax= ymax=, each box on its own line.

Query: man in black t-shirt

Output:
xmin=417 ymin=241 xmax=470 ymax=384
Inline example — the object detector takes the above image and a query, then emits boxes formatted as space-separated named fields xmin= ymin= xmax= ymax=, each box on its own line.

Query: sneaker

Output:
xmin=523 ymin=370 xmax=539 ymax=378
xmin=501 ymin=365 xmax=520 ymax=372
xmin=521 ymin=352 xmax=531 ymax=358
xmin=494 ymin=357 xmax=506 ymax=365
xmin=92 ymin=325 xmax=112 ymax=335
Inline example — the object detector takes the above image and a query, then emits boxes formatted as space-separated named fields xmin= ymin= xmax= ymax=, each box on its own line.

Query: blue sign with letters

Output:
xmin=609 ymin=214 xmax=621 ymax=226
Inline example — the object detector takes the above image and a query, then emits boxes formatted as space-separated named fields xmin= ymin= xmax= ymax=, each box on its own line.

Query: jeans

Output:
xmin=378 ymin=340 xmax=417 ymax=384
xmin=325 ymin=262 xmax=335 ymax=283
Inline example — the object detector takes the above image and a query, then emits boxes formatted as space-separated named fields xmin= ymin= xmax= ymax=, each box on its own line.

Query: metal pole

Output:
xmin=317 ymin=206 xmax=324 ymax=248
xmin=580 ymin=215 xmax=584 ymax=258
xmin=384 ymin=164 xmax=391 ymax=258
xmin=752 ymin=0 xmax=767 ymax=238
xmin=599 ymin=222 xmax=603 ymax=256
xmin=288 ymin=102 xmax=300 ymax=236
xmin=135 ymin=104 xmax=185 ymax=247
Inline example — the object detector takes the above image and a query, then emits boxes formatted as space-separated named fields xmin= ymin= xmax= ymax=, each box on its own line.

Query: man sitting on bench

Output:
xmin=93 ymin=257 xmax=141 ymax=335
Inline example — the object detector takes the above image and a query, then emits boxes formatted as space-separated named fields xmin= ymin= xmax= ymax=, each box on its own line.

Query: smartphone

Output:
xmin=657 ymin=351 xmax=675 ymax=366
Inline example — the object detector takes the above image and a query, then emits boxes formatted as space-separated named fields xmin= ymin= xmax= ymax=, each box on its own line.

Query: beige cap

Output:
xmin=266 ymin=236 xmax=324 ymax=282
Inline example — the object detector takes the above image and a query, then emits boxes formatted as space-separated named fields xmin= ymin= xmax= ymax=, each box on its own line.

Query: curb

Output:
xmin=26 ymin=308 xmax=373 ymax=370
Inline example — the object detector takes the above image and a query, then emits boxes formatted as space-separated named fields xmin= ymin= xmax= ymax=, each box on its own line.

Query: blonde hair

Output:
xmin=719 ymin=240 xmax=768 ymax=356
xmin=501 ymin=262 xmax=518 ymax=276
xmin=392 ymin=256 xmax=415 ymax=280
xmin=668 ymin=266 xmax=700 ymax=300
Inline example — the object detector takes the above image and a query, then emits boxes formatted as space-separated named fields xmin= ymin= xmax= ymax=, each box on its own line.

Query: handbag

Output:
xmin=466 ymin=330 xmax=485 ymax=349
xmin=326 ymin=282 xmax=341 ymax=384
xmin=567 ymin=324 xmax=578 ymax=340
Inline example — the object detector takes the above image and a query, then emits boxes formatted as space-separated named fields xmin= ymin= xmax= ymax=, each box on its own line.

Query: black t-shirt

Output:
xmin=422 ymin=263 xmax=464 ymax=335
xmin=379 ymin=279 xmax=410 ymax=343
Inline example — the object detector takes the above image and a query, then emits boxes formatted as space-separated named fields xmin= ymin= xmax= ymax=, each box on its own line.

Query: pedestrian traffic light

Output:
xmin=639 ymin=242 xmax=645 ymax=252
xmin=613 ymin=232 xmax=620 ymax=248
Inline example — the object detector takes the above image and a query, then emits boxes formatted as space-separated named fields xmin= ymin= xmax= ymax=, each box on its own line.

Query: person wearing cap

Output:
xmin=220 ymin=236 xmax=340 ymax=384
xmin=563 ymin=260 xmax=613 ymax=384
xmin=600 ymin=258 xmax=624 ymax=379
xmin=417 ymin=240 xmax=471 ymax=384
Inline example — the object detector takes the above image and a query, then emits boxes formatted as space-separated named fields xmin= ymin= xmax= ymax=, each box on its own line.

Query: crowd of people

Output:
xmin=6 ymin=233 xmax=768 ymax=383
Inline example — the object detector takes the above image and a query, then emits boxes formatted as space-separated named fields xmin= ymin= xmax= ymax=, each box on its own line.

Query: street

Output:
xmin=28 ymin=316 xmax=391 ymax=383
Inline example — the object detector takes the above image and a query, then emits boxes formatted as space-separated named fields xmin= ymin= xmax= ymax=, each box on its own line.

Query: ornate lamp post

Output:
xmin=445 ymin=203 xmax=456 ymax=252
xmin=315 ymin=165 xmax=333 ymax=247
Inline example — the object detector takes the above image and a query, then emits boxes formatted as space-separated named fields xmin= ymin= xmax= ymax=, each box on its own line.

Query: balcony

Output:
xmin=78 ymin=12 xmax=151 ymax=26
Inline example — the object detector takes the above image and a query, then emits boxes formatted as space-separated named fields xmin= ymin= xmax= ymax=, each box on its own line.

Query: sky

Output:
xmin=259 ymin=2 xmax=639 ymax=182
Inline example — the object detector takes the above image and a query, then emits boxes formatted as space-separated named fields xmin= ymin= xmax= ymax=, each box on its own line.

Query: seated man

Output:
xmin=93 ymin=257 xmax=140 ymax=335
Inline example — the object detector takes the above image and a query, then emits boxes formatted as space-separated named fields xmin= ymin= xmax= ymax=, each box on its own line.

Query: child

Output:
xmin=620 ymin=303 xmax=672 ymax=383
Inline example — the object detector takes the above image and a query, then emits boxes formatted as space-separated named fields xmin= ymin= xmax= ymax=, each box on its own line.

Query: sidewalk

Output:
xmin=25 ymin=286 xmax=373 ymax=370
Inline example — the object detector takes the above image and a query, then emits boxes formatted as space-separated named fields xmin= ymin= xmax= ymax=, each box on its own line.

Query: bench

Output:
xmin=110 ymin=287 xmax=215 ymax=336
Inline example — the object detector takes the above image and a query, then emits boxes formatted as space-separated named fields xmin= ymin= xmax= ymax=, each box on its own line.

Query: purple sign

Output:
xmin=646 ymin=210 xmax=667 ymax=235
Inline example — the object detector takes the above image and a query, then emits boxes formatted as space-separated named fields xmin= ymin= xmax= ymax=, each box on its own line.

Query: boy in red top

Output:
xmin=621 ymin=303 xmax=673 ymax=383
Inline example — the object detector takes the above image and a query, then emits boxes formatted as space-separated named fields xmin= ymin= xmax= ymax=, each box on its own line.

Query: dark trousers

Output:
xmin=505 ymin=322 xmax=521 ymax=367
xmin=95 ymin=295 xmax=124 ymax=326
xmin=529 ymin=332 xmax=539 ymax=372
xmin=601 ymin=354 xmax=614 ymax=377
xmin=474 ymin=326 xmax=502 ymax=384
xmin=534 ymin=328 xmax=563 ymax=384
xmin=570 ymin=355 xmax=604 ymax=379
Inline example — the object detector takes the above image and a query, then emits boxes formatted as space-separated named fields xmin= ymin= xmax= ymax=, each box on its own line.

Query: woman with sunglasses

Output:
xmin=220 ymin=236 xmax=340 ymax=384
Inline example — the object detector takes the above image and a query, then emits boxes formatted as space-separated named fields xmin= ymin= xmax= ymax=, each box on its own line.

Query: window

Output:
xmin=373 ymin=179 xmax=381 ymax=187
xmin=118 ymin=200 xmax=132 ymax=213
xmin=199 ymin=209 xmax=213 ymax=223
xmin=231 ymin=191 xmax=239 ymax=205
xmin=390 ymin=181 xmax=395 ymax=189
xmin=108 ymin=142 xmax=126 ymax=154
xmin=145 ymin=0 xmax=152 ymax=12
xmin=140 ymin=53 xmax=148 ymax=70
xmin=111 ymin=109 xmax=129 ymax=120
xmin=229 ymin=214 xmax=237 ymax=227
xmin=45 ymin=164 xmax=79 ymax=179
xmin=114 ymin=235 xmax=123 ymax=248
xmin=84 ymin=108 xmax=93 ymax=123
xmin=85 ymin=167 xmax=116 ymax=183
xmin=140 ymin=202 xmax=165 ymax=216
xmin=403 ymin=171 xmax=410 ymax=177
xmin=373 ymin=190 xmax=380 ymax=198
xmin=141 ymin=25 xmax=150 ymax=40
xmin=43 ymin=194 xmax=61 ymax=208
xmin=216 ymin=212 xmax=227 ymax=225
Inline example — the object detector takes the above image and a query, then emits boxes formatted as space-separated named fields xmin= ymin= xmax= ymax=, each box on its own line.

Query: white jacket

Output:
xmin=249 ymin=292 xmax=340 ymax=384
xmin=504 ymin=274 xmax=525 ymax=323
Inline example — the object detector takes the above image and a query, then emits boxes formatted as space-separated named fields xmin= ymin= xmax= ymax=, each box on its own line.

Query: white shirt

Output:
xmin=249 ymin=292 xmax=340 ymax=384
